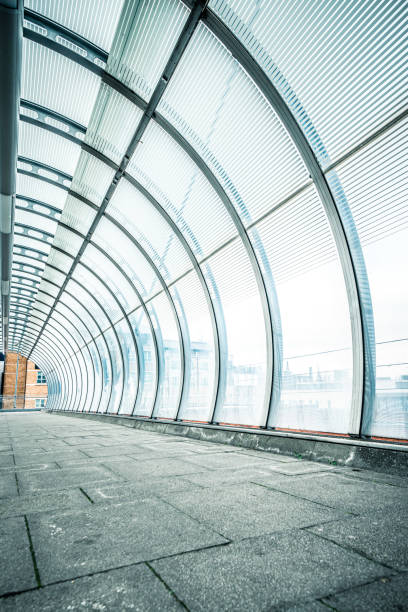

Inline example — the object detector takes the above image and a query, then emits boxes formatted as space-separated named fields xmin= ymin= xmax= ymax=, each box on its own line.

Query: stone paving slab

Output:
xmin=0 ymin=411 xmax=406 ymax=610
xmin=179 ymin=466 xmax=289 ymax=489
xmin=28 ymin=498 xmax=227 ymax=583
xmin=0 ymin=564 xmax=184 ymax=611
xmin=322 ymin=573 xmax=408 ymax=611
xmin=82 ymin=444 xmax=158 ymax=458
xmin=13 ymin=450 xmax=89 ymax=466
xmin=103 ymin=456 xmax=211 ymax=480
xmin=17 ymin=465 xmax=124 ymax=495
xmin=0 ymin=516 xmax=37 ymax=596
xmin=0 ymin=488 xmax=90 ymax=519
xmin=0 ymin=473 xmax=19 ymax=499
xmin=158 ymin=482 xmax=347 ymax=540
xmin=83 ymin=476 xmax=203 ymax=505
xmin=183 ymin=450 xmax=282 ymax=470
xmin=265 ymin=460 xmax=337 ymax=475
xmin=251 ymin=471 xmax=408 ymax=514
xmin=0 ymin=454 xmax=15 ymax=467
xmin=1 ymin=462 xmax=60 ymax=473
xmin=308 ymin=513 xmax=408 ymax=570
xmin=151 ymin=529 xmax=391 ymax=612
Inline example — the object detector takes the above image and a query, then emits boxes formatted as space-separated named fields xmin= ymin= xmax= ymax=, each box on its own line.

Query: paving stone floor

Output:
xmin=0 ymin=411 xmax=407 ymax=611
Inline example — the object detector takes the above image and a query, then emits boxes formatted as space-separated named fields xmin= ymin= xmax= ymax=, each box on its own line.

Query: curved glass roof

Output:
xmin=4 ymin=0 xmax=407 ymax=440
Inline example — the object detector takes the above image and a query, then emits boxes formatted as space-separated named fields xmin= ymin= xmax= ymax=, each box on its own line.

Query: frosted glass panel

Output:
xmin=171 ymin=271 xmax=216 ymax=422
xmin=159 ymin=23 xmax=308 ymax=225
xmin=151 ymin=293 xmax=182 ymax=419
xmin=252 ymin=186 xmax=353 ymax=433
xmin=210 ymin=0 xmax=407 ymax=165
xmin=129 ymin=309 xmax=157 ymax=417
xmin=204 ymin=239 xmax=267 ymax=426
xmin=331 ymin=118 xmax=408 ymax=438
xmin=116 ymin=319 xmax=138 ymax=415
xmin=104 ymin=327 xmax=123 ymax=414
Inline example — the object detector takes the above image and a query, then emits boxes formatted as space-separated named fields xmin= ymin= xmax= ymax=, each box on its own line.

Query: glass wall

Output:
xmin=8 ymin=0 xmax=406 ymax=441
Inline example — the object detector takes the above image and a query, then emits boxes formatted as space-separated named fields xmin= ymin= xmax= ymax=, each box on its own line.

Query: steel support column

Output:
xmin=0 ymin=0 xmax=23 ymax=353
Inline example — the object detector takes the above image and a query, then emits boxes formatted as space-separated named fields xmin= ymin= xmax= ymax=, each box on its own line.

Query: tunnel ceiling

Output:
xmin=4 ymin=0 xmax=407 ymax=439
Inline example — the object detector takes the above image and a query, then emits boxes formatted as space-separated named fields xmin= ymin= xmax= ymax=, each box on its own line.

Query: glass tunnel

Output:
xmin=2 ymin=0 xmax=407 ymax=441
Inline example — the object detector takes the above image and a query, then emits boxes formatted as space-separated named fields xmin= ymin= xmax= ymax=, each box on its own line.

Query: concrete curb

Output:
xmin=45 ymin=410 xmax=408 ymax=476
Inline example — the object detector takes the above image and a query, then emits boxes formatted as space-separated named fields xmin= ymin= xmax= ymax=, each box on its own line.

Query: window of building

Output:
xmin=36 ymin=371 xmax=46 ymax=384
xmin=35 ymin=398 xmax=46 ymax=408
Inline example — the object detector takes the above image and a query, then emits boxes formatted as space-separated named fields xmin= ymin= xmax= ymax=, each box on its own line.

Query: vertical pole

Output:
xmin=0 ymin=0 xmax=23 ymax=354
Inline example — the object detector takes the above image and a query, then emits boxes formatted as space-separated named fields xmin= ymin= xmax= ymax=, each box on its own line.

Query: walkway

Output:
xmin=0 ymin=412 xmax=407 ymax=611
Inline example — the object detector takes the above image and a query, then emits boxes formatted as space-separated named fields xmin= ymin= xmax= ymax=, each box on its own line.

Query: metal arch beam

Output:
xmin=18 ymin=155 xmax=72 ymax=188
xmin=30 ymin=323 xmax=81 ymax=412
xmin=25 ymin=0 xmax=211 ymax=423
xmin=31 ymin=290 xmax=96 ymax=414
xmin=13 ymin=243 xmax=49 ymax=261
xmin=86 ymin=215 xmax=186 ymax=419
xmin=19 ymin=112 xmax=119 ymax=172
xmin=64 ymin=258 xmax=130 ymax=416
xmin=53 ymin=298 xmax=102 ymax=414
xmin=28 ymin=331 xmax=74 ymax=410
xmin=32 ymin=299 xmax=102 ymax=414
xmin=41 ymin=312 xmax=91 ymax=413
xmin=20 ymin=98 xmax=86 ymax=140
xmin=24 ymin=208 xmax=185 ymax=420
xmin=36 ymin=284 xmax=109 ymax=413
xmin=123 ymin=173 xmax=223 ymax=422
xmin=13 ymin=238 xmax=116 ymax=415
xmin=23 ymin=8 xmax=108 ymax=76
xmin=57 ymin=280 xmax=114 ymax=415
xmin=68 ymin=232 xmax=160 ymax=418
xmin=201 ymin=10 xmax=374 ymax=434
xmin=18 ymin=45 xmax=278 ymax=426
xmin=1 ymin=0 xmax=23 ymax=352
xmin=16 ymin=195 xmax=61 ymax=218
xmin=148 ymin=117 xmax=279 ymax=424
xmin=43 ymin=249 xmax=127 ymax=415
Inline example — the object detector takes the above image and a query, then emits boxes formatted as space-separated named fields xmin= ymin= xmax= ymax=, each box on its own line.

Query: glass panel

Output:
xmin=128 ymin=309 xmax=157 ymax=417
xmin=19 ymin=120 xmax=81 ymax=175
xmin=53 ymin=226 xmax=83 ymax=257
xmin=66 ymin=279 xmax=110 ymax=329
xmin=203 ymin=239 xmax=267 ymax=426
xmin=80 ymin=347 xmax=95 ymax=413
xmin=104 ymin=327 xmax=123 ymax=414
xmin=61 ymin=293 xmax=99 ymax=338
xmin=60 ymin=194 xmax=97 ymax=234
xmin=210 ymin=0 xmax=407 ymax=165
xmin=82 ymin=243 xmax=140 ymax=313
xmin=22 ymin=39 xmax=100 ymax=126
xmin=128 ymin=120 xmax=237 ymax=258
xmin=108 ymin=0 xmax=189 ymax=101
xmin=252 ymin=185 xmax=353 ymax=433
xmin=151 ymin=293 xmax=181 ymax=419
xmin=171 ymin=271 xmax=216 ymax=422
xmin=115 ymin=318 xmax=138 ymax=415
xmin=329 ymin=117 xmax=408 ymax=438
xmin=108 ymin=178 xmax=192 ymax=283
xmin=93 ymin=217 xmax=158 ymax=300
xmin=25 ymin=0 xmax=124 ymax=51
xmin=15 ymin=208 xmax=58 ymax=235
xmin=88 ymin=340 xmax=102 ymax=413
xmin=47 ymin=248 xmax=73 ymax=273
xmin=71 ymin=151 xmax=115 ymax=206
xmin=17 ymin=174 xmax=67 ymax=210
xmin=159 ymin=22 xmax=308 ymax=225
xmin=86 ymin=83 xmax=143 ymax=164
xmin=95 ymin=334 xmax=112 ymax=413
xmin=73 ymin=263 xmax=122 ymax=324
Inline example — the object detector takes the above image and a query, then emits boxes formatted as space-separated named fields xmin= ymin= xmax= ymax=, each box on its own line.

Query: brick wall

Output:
xmin=1 ymin=352 xmax=48 ymax=409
